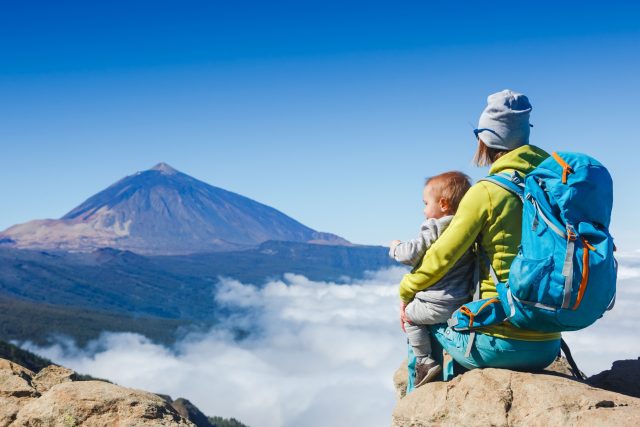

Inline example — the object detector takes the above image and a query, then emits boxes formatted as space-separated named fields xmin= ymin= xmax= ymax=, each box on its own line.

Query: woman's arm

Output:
xmin=398 ymin=184 xmax=490 ymax=303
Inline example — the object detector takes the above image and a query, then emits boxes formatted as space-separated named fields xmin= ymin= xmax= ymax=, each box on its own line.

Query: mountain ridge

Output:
xmin=0 ymin=163 xmax=349 ymax=255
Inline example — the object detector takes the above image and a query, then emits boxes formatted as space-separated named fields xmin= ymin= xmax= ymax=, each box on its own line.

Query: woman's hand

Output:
xmin=400 ymin=301 xmax=411 ymax=332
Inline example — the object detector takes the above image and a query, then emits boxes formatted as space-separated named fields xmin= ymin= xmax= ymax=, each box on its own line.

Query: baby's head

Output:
xmin=423 ymin=171 xmax=472 ymax=219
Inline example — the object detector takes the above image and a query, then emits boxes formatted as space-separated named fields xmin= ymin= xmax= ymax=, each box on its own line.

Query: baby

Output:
xmin=390 ymin=171 xmax=475 ymax=387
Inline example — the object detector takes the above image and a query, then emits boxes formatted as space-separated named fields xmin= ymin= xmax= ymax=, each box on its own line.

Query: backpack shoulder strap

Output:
xmin=478 ymin=171 xmax=525 ymax=201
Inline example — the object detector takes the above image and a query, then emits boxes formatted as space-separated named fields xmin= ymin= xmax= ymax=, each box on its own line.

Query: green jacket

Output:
xmin=399 ymin=144 xmax=561 ymax=341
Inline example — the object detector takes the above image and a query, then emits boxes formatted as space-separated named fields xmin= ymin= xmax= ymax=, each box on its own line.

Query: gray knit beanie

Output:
xmin=476 ymin=89 xmax=532 ymax=150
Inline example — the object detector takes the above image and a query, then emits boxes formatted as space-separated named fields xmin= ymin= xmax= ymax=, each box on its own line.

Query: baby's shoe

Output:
xmin=414 ymin=358 xmax=442 ymax=388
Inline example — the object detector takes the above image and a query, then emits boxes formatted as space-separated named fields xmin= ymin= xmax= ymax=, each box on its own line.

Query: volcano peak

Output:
xmin=150 ymin=162 xmax=178 ymax=175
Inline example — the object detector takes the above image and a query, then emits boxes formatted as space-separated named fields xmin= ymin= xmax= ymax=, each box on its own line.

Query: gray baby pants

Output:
xmin=404 ymin=299 xmax=461 ymax=359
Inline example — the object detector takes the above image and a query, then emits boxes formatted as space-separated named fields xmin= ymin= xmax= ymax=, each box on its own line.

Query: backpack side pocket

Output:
xmin=447 ymin=297 xmax=507 ymax=331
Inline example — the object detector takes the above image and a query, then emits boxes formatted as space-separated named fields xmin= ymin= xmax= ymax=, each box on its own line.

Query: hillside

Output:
xmin=0 ymin=243 xmax=395 ymax=345
xmin=0 ymin=294 xmax=190 ymax=346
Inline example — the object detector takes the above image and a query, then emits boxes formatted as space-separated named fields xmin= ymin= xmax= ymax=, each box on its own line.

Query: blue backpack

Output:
xmin=449 ymin=151 xmax=617 ymax=333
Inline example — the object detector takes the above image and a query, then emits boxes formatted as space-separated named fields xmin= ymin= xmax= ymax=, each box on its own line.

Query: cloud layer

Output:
xmin=24 ymin=268 xmax=408 ymax=427
xmin=22 ymin=256 xmax=640 ymax=427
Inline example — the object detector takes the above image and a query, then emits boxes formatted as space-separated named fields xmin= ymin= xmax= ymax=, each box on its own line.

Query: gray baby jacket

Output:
xmin=390 ymin=216 xmax=475 ymax=304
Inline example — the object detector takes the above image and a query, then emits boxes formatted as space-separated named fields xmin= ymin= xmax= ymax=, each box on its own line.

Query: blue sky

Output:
xmin=1 ymin=1 xmax=639 ymax=249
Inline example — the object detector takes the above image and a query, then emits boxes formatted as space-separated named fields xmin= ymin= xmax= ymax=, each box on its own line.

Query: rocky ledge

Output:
xmin=392 ymin=357 xmax=640 ymax=426
xmin=0 ymin=358 xmax=194 ymax=426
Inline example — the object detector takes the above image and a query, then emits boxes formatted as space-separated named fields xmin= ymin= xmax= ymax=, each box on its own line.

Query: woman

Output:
xmin=400 ymin=89 xmax=561 ymax=377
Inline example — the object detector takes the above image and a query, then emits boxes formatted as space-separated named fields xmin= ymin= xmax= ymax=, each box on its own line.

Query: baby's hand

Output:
xmin=389 ymin=240 xmax=401 ymax=249
xmin=400 ymin=301 xmax=411 ymax=332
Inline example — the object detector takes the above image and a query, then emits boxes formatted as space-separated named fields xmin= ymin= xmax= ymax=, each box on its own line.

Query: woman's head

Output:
xmin=423 ymin=171 xmax=472 ymax=219
xmin=473 ymin=89 xmax=532 ymax=165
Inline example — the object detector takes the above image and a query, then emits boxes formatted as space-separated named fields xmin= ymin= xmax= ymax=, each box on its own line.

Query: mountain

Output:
xmin=0 ymin=163 xmax=348 ymax=255
xmin=0 ymin=162 xmax=394 ymax=346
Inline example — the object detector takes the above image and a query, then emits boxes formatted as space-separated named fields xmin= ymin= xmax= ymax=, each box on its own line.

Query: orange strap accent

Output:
xmin=460 ymin=306 xmax=474 ymax=328
xmin=552 ymin=152 xmax=574 ymax=184
xmin=583 ymin=240 xmax=596 ymax=251
xmin=476 ymin=298 xmax=500 ymax=315
xmin=460 ymin=298 xmax=500 ymax=329
xmin=573 ymin=238 xmax=595 ymax=310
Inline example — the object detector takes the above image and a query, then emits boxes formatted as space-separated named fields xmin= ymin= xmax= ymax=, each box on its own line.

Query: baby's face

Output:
xmin=423 ymin=184 xmax=447 ymax=219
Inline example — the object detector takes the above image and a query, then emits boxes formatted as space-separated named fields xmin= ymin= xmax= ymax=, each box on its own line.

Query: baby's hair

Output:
xmin=425 ymin=171 xmax=472 ymax=214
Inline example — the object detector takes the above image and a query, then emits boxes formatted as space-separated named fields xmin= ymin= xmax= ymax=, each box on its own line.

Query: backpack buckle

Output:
xmin=510 ymin=171 xmax=524 ymax=185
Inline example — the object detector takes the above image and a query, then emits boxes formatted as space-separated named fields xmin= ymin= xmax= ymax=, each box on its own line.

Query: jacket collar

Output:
xmin=488 ymin=144 xmax=549 ymax=175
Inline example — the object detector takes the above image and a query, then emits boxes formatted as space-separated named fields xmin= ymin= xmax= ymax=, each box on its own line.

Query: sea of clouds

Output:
xmin=23 ymin=254 xmax=640 ymax=427
xmin=24 ymin=268 xmax=408 ymax=427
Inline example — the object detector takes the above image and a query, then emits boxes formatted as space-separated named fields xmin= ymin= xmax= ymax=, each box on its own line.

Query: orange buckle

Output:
xmin=552 ymin=152 xmax=574 ymax=184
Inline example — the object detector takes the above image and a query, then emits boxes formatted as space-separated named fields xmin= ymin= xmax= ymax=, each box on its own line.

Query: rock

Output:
xmin=0 ymin=358 xmax=195 ymax=427
xmin=392 ymin=358 xmax=640 ymax=426
xmin=588 ymin=357 xmax=640 ymax=398
xmin=0 ymin=359 xmax=39 ymax=426
xmin=13 ymin=381 xmax=195 ymax=426
xmin=542 ymin=355 xmax=576 ymax=378
xmin=393 ymin=361 xmax=409 ymax=401
xmin=31 ymin=365 xmax=75 ymax=393
xmin=393 ymin=356 xmax=577 ymax=402
xmin=0 ymin=359 xmax=38 ymax=399
xmin=156 ymin=393 xmax=175 ymax=405
xmin=171 ymin=398 xmax=213 ymax=427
